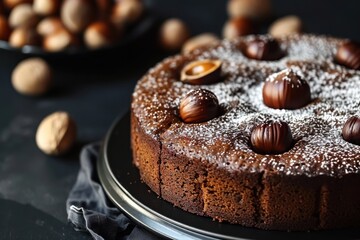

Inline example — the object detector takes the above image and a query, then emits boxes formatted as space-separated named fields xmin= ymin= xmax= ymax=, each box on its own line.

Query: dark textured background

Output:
xmin=0 ymin=0 xmax=359 ymax=239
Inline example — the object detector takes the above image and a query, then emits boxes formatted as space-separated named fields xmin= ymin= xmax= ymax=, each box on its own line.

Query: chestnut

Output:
xmin=159 ymin=18 xmax=189 ymax=51
xmin=0 ymin=15 xmax=11 ymax=41
xmin=251 ymin=120 xmax=293 ymax=154
xmin=9 ymin=3 xmax=38 ymax=28
xmin=84 ymin=21 xmax=117 ymax=49
xmin=222 ymin=17 xmax=255 ymax=40
xmin=263 ymin=68 xmax=311 ymax=110
xmin=181 ymin=59 xmax=222 ymax=85
xmin=9 ymin=27 xmax=40 ymax=48
xmin=179 ymin=89 xmax=220 ymax=123
xmin=33 ymin=0 xmax=59 ymax=16
xmin=342 ymin=116 xmax=360 ymax=145
xmin=243 ymin=37 xmax=284 ymax=61
xmin=61 ymin=0 xmax=95 ymax=33
xmin=335 ymin=41 xmax=360 ymax=70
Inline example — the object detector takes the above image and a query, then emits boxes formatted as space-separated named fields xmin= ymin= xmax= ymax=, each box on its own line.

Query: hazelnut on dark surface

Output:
xmin=12 ymin=58 xmax=52 ymax=96
xmin=269 ymin=15 xmax=302 ymax=38
xmin=84 ymin=21 xmax=117 ymax=49
xmin=222 ymin=17 xmax=255 ymax=40
xmin=159 ymin=18 xmax=189 ymax=51
xmin=9 ymin=27 xmax=40 ymax=47
xmin=9 ymin=3 xmax=38 ymax=28
xmin=179 ymin=89 xmax=220 ymax=123
xmin=251 ymin=120 xmax=293 ymax=154
xmin=243 ymin=37 xmax=284 ymax=61
xmin=342 ymin=116 xmax=360 ymax=145
xmin=0 ymin=15 xmax=11 ymax=41
xmin=335 ymin=41 xmax=360 ymax=70
xmin=263 ymin=68 xmax=311 ymax=110
xmin=61 ymin=0 xmax=95 ymax=33
xmin=181 ymin=59 xmax=222 ymax=85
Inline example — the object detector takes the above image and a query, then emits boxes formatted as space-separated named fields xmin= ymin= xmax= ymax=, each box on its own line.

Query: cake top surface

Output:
xmin=132 ymin=34 xmax=360 ymax=177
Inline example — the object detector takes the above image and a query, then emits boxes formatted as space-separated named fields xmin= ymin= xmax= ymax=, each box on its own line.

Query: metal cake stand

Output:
xmin=97 ymin=112 xmax=360 ymax=240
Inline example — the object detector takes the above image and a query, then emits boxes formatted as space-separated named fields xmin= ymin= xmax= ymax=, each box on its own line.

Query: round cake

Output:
xmin=130 ymin=34 xmax=360 ymax=230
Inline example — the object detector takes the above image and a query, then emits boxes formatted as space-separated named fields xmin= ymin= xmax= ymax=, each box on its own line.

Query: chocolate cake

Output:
xmin=130 ymin=34 xmax=360 ymax=230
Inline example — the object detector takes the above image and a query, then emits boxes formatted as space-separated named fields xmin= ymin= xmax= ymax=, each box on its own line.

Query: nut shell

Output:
xmin=9 ymin=27 xmax=40 ymax=48
xmin=43 ymin=28 xmax=75 ymax=52
xmin=181 ymin=59 xmax=222 ymax=85
xmin=111 ymin=0 xmax=143 ymax=27
xmin=251 ymin=120 xmax=293 ymax=154
xmin=342 ymin=116 xmax=360 ymax=145
xmin=263 ymin=68 xmax=311 ymax=109
xmin=335 ymin=41 xmax=360 ymax=70
xmin=36 ymin=111 xmax=77 ymax=156
xmin=11 ymin=58 xmax=52 ymax=96
xmin=84 ymin=21 xmax=116 ymax=49
xmin=33 ymin=0 xmax=59 ymax=16
xmin=37 ymin=17 xmax=64 ymax=36
xmin=179 ymin=89 xmax=220 ymax=123
xmin=243 ymin=37 xmax=284 ymax=61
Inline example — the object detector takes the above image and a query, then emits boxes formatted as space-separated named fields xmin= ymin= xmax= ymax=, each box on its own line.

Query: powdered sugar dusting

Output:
xmin=132 ymin=34 xmax=360 ymax=177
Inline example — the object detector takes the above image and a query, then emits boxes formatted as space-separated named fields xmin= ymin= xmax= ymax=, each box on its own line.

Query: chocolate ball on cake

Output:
xmin=243 ymin=37 xmax=284 ymax=61
xmin=179 ymin=89 xmax=220 ymax=123
xmin=263 ymin=68 xmax=311 ymax=109
xmin=250 ymin=120 xmax=293 ymax=154
xmin=335 ymin=41 xmax=360 ymax=70
xmin=342 ymin=116 xmax=360 ymax=145
xmin=181 ymin=59 xmax=222 ymax=85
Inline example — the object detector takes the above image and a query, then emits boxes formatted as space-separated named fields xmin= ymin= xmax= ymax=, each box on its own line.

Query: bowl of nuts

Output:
xmin=0 ymin=0 xmax=155 ymax=57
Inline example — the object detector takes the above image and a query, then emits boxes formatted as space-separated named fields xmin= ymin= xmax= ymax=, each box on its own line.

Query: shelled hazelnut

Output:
xmin=4 ymin=0 xmax=32 ymax=9
xmin=111 ymin=0 xmax=143 ymax=27
xmin=342 ymin=116 xmax=360 ymax=145
xmin=179 ymin=89 xmax=220 ymax=123
xmin=222 ymin=17 xmax=255 ymax=40
xmin=181 ymin=59 xmax=222 ymax=85
xmin=37 ymin=17 xmax=64 ymax=36
xmin=11 ymin=58 xmax=52 ymax=96
xmin=9 ymin=27 xmax=40 ymax=48
xmin=251 ymin=120 xmax=293 ymax=154
xmin=9 ymin=3 xmax=38 ymax=28
xmin=33 ymin=0 xmax=59 ymax=16
xmin=61 ymin=0 xmax=95 ymax=33
xmin=269 ymin=15 xmax=302 ymax=38
xmin=182 ymin=33 xmax=220 ymax=54
xmin=335 ymin=41 xmax=360 ymax=70
xmin=84 ymin=21 xmax=117 ymax=49
xmin=36 ymin=111 xmax=77 ymax=156
xmin=0 ymin=15 xmax=11 ymax=41
xmin=43 ymin=28 xmax=76 ymax=52
xmin=263 ymin=68 xmax=311 ymax=110
xmin=243 ymin=37 xmax=284 ymax=61
xmin=227 ymin=0 xmax=271 ymax=20
xmin=159 ymin=18 xmax=189 ymax=51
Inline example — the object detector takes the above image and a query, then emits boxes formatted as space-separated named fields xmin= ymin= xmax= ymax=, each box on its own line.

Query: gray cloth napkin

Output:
xmin=66 ymin=143 xmax=160 ymax=240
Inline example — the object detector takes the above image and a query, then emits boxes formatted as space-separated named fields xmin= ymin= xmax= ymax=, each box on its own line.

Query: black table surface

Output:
xmin=0 ymin=0 xmax=359 ymax=239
